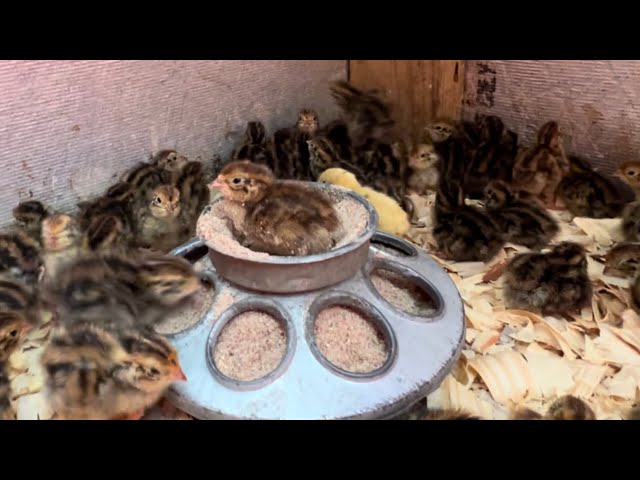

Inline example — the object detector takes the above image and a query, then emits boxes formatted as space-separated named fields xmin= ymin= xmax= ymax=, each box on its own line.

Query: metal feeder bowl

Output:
xmin=164 ymin=184 xmax=465 ymax=419
xmin=201 ymin=182 xmax=379 ymax=293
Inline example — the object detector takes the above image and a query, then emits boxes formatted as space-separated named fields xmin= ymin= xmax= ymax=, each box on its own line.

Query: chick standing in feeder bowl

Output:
xmin=210 ymin=160 xmax=341 ymax=257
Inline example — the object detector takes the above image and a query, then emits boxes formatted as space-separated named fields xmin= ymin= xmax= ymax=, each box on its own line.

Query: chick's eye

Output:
xmin=232 ymin=177 xmax=242 ymax=185
xmin=150 ymin=368 xmax=160 ymax=375
xmin=9 ymin=330 xmax=17 ymax=337
xmin=154 ymin=196 xmax=162 ymax=204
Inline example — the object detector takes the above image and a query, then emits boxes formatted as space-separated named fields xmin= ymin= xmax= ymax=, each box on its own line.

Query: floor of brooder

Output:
xmin=8 ymin=191 xmax=640 ymax=420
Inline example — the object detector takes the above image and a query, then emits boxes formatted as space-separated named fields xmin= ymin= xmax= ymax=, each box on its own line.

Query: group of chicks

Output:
xmin=210 ymin=79 xmax=430 ymax=254
xmin=228 ymin=80 xmax=422 ymax=237
xmin=3 ymin=77 xmax=640 ymax=420
xmin=0 ymin=150 xmax=216 ymax=420
xmin=412 ymin=112 xmax=640 ymax=321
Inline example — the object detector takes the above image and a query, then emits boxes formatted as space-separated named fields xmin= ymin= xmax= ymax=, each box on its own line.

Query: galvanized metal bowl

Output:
xmin=198 ymin=182 xmax=379 ymax=294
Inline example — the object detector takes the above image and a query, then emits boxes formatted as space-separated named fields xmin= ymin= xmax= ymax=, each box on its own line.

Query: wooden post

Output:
xmin=349 ymin=60 xmax=465 ymax=141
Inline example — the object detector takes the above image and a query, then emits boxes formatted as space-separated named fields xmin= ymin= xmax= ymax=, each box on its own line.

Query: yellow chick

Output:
xmin=318 ymin=168 xmax=410 ymax=236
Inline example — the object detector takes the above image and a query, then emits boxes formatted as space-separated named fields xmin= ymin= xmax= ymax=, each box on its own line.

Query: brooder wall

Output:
xmin=0 ymin=60 xmax=346 ymax=228
xmin=462 ymin=60 xmax=640 ymax=172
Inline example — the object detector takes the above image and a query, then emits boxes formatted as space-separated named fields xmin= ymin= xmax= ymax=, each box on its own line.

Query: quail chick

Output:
xmin=42 ymin=322 xmax=129 ymax=420
xmin=41 ymin=321 xmax=187 ymax=420
xmin=512 ymin=121 xmax=570 ymax=208
xmin=41 ymin=214 xmax=81 ymax=283
xmin=42 ymin=252 xmax=201 ymax=330
xmin=627 ymin=405 xmax=640 ymax=420
xmin=0 ymin=230 xmax=43 ymax=285
xmin=151 ymin=149 xmax=189 ymax=174
xmin=173 ymin=160 xmax=211 ymax=238
xmin=0 ymin=311 xmax=32 ymax=361
xmin=513 ymin=395 xmax=595 ymax=420
xmin=557 ymin=155 xmax=628 ymax=218
xmin=602 ymin=243 xmax=640 ymax=278
xmin=13 ymin=200 xmax=50 ymax=245
xmin=424 ymin=119 xmax=456 ymax=144
xmin=41 ymin=254 xmax=143 ymax=330
xmin=483 ymin=180 xmax=559 ymax=250
xmin=407 ymin=142 xmax=440 ymax=194
xmin=0 ymin=277 xmax=42 ymax=326
xmin=231 ymin=121 xmax=275 ymax=168
xmin=271 ymin=109 xmax=320 ymax=180
xmin=109 ymin=326 xmax=187 ymax=419
xmin=503 ymin=242 xmax=592 ymax=317
xmin=464 ymin=114 xmax=518 ymax=199
xmin=546 ymin=395 xmax=596 ymax=420
xmin=614 ymin=161 xmax=640 ymax=199
xmin=0 ymin=360 xmax=15 ymax=420
xmin=307 ymin=136 xmax=367 ymax=182
xmin=80 ymin=214 xmax=127 ymax=254
xmin=131 ymin=185 xmax=184 ymax=252
xmin=316 ymin=119 xmax=353 ymax=163
xmin=511 ymin=395 xmax=596 ymax=420
xmin=134 ymin=253 xmax=203 ymax=324
xmin=120 ymin=162 xmax=172 ymax=193
xmin=210 ymin=160 xmax=341 ymax=256
xmin=622 ymin=200 xmax=640 ymax=242
xmin=329 ymin=80 xmax=397 ymax=149
xmin=421 ymin=409 xmax=482 ymax=420
xmin=432 ymin=174 xmax=504 ymax=262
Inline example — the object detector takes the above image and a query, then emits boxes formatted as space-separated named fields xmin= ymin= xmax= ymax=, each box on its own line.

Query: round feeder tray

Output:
xmin=199 ymin=182 xmax=378 ymax=293
xmin=163 ymin=231 xmax=465 ymax=420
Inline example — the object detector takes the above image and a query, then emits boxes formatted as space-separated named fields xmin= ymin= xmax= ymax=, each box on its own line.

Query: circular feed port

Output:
xmin=307 ymin=292 xmax=397 ymax=380
xmin=367 ymin=262 xmax=441 ymax=319
xmin=208 ymin=300 xmax=295 ymax=389
xmin=154 ymin=272 xmax=216 ymax=336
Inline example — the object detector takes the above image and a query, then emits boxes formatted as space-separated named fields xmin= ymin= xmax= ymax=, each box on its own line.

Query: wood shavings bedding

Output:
xmin=409 ymin=193 xmax=640 ymax=420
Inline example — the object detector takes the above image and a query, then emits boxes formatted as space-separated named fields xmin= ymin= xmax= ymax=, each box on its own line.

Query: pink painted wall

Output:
xmin=0 ymin=60 xmax=346 ymax=227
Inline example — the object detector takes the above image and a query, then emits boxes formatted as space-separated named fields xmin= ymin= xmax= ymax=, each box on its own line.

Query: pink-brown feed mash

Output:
xmin=155 ymin=282 xmax=215 ymax=335
xmin=196 ymin=192 xmax=369 ymax=260
xmin=213 ymin=310 xmax=287 ymax=382
xmin=314 ymin=306 xmax=388 ymax=374
xmin=370 ymin=269 xmax=437 ymax=317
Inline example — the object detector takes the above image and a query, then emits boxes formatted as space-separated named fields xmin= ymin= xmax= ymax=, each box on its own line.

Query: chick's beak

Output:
xmin=173 ymin=366 xmax=187 ymax=381
xmin=209 ymin=176 xmax=225 ymax=190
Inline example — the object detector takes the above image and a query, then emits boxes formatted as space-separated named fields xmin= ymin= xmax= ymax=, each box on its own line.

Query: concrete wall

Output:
xmin=463 ymin=60 xmax=640 ymax=172
xmin=0 ymin=60 xmax=346 ymax=227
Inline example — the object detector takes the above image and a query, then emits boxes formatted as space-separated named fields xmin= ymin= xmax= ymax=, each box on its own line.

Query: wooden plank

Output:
xmin=349 ymin=60 xmax=465 ymax=140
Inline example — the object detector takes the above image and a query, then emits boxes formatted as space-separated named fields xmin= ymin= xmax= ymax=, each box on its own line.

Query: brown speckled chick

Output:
xmin=483 ymin=180 xmax=559 ymax=250
xmin=512 ymin=395 xmax=595 ymax=420
xmin=0 ymin=360 xmax=15 ymax=420
xmin=210 ymin=160 xmax=340 ymax=256
xmin=41 ymin=321 xmax=186 ymax=420
xmin=13 ymin=200 xmax=50 ymax=246
xmin=503 ymin=242 xmax=592 ymax=317
xmin=512 ymin=121 xmax=570 ymax=208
